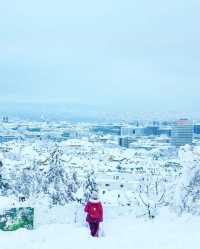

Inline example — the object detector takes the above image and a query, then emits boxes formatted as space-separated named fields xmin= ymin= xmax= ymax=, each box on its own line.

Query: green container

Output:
xmin=0 ymin=207 xmax=34 ymax=231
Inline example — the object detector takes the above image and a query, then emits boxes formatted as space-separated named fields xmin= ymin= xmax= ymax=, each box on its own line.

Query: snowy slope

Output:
xmin=0 ymin=210 xmax=199 ymax=249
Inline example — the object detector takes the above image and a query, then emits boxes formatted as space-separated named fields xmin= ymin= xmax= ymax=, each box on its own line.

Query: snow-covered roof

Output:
xmin=60 ymin=139 xmax=92 ymax=147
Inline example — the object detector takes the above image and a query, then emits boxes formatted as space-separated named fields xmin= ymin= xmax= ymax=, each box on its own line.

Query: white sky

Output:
xmin=0 ymin=0 xmax=199 ymax=116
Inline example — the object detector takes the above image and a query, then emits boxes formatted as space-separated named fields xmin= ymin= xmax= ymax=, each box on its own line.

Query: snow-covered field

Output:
xmin=0 ymin=209 xmax=199 ymax=249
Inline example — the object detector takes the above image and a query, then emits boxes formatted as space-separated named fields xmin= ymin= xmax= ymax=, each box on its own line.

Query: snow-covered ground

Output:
xmin=0 ymin=123 xmax=200 ymax=249
xmin=0 ymin=209 xmax=199 ymax=249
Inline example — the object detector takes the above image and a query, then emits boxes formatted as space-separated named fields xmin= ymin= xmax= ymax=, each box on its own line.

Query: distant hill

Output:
xmin=0 ymin=102 xmax=119 ymax=122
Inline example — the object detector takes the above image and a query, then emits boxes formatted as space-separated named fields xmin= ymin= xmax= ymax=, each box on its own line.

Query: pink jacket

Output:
xmin=84 ymin=199 xmax=103 ymax=223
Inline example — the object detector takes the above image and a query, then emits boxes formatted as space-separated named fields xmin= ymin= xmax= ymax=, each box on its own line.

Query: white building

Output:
xmin=171 ymin=119 xmax=193 ymax=146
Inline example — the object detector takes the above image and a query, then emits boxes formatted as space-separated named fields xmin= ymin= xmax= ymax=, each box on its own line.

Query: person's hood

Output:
xmin=89 ymin=199 xmax=100 ymax=203
xmin=91 ymin=190 xmax=98 ymax=199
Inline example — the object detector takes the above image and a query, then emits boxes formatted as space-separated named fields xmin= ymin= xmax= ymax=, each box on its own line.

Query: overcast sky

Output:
xmin=0 ymin=0 xmax=199 ymax=117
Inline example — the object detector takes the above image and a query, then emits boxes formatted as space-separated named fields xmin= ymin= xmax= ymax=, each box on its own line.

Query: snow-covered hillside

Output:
xmin=0 ymin=209 xmax=199 ymax=249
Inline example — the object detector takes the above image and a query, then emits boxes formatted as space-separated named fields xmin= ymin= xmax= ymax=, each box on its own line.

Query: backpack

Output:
xmin=89 ymin=204 xmax=100 ymax=219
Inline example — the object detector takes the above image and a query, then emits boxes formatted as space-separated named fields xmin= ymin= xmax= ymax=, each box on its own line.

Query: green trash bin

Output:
xmin=0 ymin=207 xmax=34 ymax=231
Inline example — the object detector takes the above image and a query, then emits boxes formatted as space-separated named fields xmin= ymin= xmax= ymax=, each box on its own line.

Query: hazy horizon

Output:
xmin=0 ymin=0 xmax=199 ymax=119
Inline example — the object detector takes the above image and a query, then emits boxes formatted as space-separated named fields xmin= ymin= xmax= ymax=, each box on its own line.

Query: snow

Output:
xmin=0 ymin=210 xmax=199 ymax=249
xmin=1 ymin=195 xmax=198 ymax=249
xmin=0 ymin=122 xmax=200 ymax=248
xmin=60 ymin=139 xmax=92 ymax=147
xmin=0 ymin=197 xmax=16 ymax=210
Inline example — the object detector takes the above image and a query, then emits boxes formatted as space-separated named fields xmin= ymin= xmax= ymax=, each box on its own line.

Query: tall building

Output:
xmin=171 ymin=119 xmax=193 ymax=146
xmin=194 ymin=124 xmax=200 ymax=135
xmin=2 ymin=116 xmax=8 ymax=123
xmin=120 ymin=126 xmax=134 ymax=136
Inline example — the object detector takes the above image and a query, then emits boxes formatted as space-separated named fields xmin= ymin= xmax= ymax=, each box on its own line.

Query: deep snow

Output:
xmin=0 ymin=209 xmax=199 ymax=249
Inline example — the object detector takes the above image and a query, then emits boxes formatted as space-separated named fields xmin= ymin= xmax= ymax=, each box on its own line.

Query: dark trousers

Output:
xmin=89 ymin=222 xmax=100 ymax=237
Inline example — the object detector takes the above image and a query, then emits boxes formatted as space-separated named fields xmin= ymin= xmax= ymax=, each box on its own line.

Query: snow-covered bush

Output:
xmin=174 ymin=145 xmax=200 ymax=215
xmin=136 ymin=161 xmax=167 ymax=218
xmin=45 ymin=147 xmax=71 ymax=205
xmin=0 ymin=145 xmax=81 ymax=206
xmin=0 ymin=160 xmax=10 ymax=196
xmin=83 ymin=170 xmax=97 ymax=201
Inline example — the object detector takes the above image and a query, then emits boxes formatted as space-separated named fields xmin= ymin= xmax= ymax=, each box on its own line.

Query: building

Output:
xmin=134 ymin=126 xmax=159 ymax=136
xmin=171 ymin=119 xmax=193 ymax=146
xmin=0 ymin=134 xmax=18 ymax=143
xmin=152 ymin=121 xmax=160 ymax=126
xmin=118 ymin=136 xmax=135 ymax=148
xmin=144 ymin=126 xmax=159 ymax=136
xmin=194 ymin=124 xmax=200 ymax=135
xmin=158 ymin=127 xmax=172 ymax=137
xmin=91 ymin=125 xmax=121 ymax=136
xmin=27 ymin=127 xmax=41 ymax=132
xmin=134 ymin=127 xmax=146 ymax=136
xmin=2 ymin=116 xmax=8 ymax=123
xmin=120 ymin=126 xmax=134 ymax=136
xmin=62 ymin=130 xmax=78 ymax=140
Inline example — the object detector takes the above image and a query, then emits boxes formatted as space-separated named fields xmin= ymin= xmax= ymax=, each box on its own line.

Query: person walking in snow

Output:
xmin=84 ymin=190 xmax=103 ymax=237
